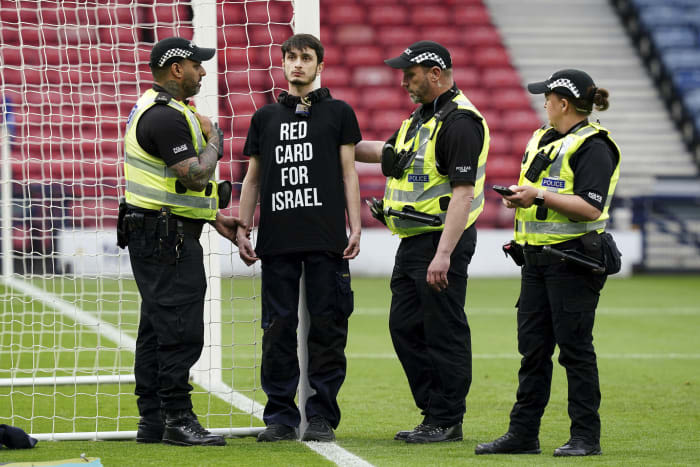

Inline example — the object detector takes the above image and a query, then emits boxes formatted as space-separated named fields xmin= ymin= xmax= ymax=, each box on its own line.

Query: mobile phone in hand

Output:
xmin=492 ymin=184 xmax=515 ymax=196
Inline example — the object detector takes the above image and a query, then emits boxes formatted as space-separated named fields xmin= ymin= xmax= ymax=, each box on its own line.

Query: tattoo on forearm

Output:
xmin=173 ymin=134 xmax=219 ymax=192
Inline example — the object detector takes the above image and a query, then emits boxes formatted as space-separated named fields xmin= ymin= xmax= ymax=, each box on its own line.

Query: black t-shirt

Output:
xmin=538 ymin=123 xmax=619 ymax=211
xmin=387 ymin=86 xmax=484 ymax=185
xmin=135 ymin=84 xmax=198 ymax=166
xmin=243 ymin=89 xmax=362 ymax=256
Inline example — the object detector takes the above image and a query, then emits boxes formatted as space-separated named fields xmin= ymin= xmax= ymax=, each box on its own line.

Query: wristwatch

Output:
xmin=533 ymin=189 xmax=545 ymax=206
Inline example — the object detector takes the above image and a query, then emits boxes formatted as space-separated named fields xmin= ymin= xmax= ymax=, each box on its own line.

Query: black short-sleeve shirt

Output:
xmin=243 ymin=90 xmax=361 ymax=256
xmin=387 ymin=86 xmax=484 ymax=186
xmin=135 ymin=84 xmax=198 ymax=167
xmin=538 ymin=124 xmax=618 ymax=211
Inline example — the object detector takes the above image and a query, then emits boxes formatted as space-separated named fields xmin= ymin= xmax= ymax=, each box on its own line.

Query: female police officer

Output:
xmin=475 ymin=69 xmax=620 ymax=457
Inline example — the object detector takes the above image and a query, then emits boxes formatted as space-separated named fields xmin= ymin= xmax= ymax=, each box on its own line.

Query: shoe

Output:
xmin=257 ymin=424 xmax=297 ymax=442
xmin=553 ymin=437 xmax=602 ymax=456
xmin=162 ymin=410 xmax=226 ymax=446
xmin=405 ymin=423 xmax=462 ymax=444
xmin=136 ymin=413 xmax=164 ymax=444
xmin=475 ymin=432 xmax=541 ymax=454
xmin=394 ymin=423 xmax=427 ymax=441
xmin=301 ymin=416 xmax=335 ymax=442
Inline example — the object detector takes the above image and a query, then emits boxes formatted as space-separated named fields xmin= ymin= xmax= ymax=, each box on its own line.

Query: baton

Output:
xmin=542 ymin=246 xmax=606 ymax=274
xmin=384 ymin=207 xmax=443 ymax=227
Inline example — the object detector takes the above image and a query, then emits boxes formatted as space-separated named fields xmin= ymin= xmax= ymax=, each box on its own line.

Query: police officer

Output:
xmin=355 ymin=40 xmax=489 ymax=443
xmin=475 ymin=69 xmax=620 ymax=457
xmin=120 ymin=37 xmax=245 ymax=446
xmin=236 ymin=34 xmax=362 ymax=443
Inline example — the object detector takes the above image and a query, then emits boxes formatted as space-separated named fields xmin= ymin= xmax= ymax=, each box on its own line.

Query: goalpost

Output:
xmin=0 ymin=0 xmax=317 ymax=441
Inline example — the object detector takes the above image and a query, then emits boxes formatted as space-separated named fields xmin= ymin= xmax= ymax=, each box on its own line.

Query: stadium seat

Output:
xmin=473 ymin=47 xmax=511 ymax=68
xmin=327 ymin=4 xmax=366 ymax=25
xmin=368 ymin=6 xmax=408 ymax=26
xmin=673 ymin=69 xmax=700 ymax=92
xmin=491 ymin=87 xmax=530 ymax=110
xmin=218 ymin=25 xmax=248 ymax=47
xmin=421 ymin=27 xmax=461 ymax=47
xmin=501 ymin=109 xmax=540 ymax=132
xmin=353 ymin=66 xmax=395 ymax=87
xmin=370 ymin=109 xmax=409 ymax=132
xmin=345 ymin=46 xmax=384 ymax=67
xmin=650 ymin=26 xmax=697 ymax=50
xmin=462 ymin=27 xmax=502 ymax=47
xmin=376 ymin=27 xmax=418 ymax=46
xmin=462 ymin=87 xmax=489 ymax=111
xmin=331 ymin=87 xmax=360 ymax=108
xmin=489 ymin=133 xmax=512 ymax=156
xmin=219 ymin=3 xmax=245 ymax=24
xmin=482 ymin=67 xmax=521 ymax=88
xmin=661 ymin=49 xmax=700 ymax=72
xmin=335 ymin=24 xmax=375 ymax=45
xmin=410 ymin=6 xmax=450 ymax=26
xmin=682 ymin=88 xmax=700 ymax=113
xmin=362 ymin=87 xmax=404 ymax=108
xmin=454 ymin=5 xmax=492 ymax=26
xmin=638 ymin=6 xmax=686 ymax=28
xmin=244 ymin=2 xmax=288 ymax=24
xmin=453 ymin=68 xmax=480 ymax=88
xmin=485 ymin=154 xmax=521 ymax=179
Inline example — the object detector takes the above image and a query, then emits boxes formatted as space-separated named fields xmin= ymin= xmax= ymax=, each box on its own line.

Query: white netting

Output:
xmin=0 ymin=0 xmax=294 ymax=440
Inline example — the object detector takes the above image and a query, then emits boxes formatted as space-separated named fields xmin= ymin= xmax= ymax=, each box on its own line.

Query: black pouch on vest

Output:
xmin=116 ymin=197 xmax=128 ymax=249
xmin=217 ymin=180 xmax=232 ymax=209
xmin=502 ymin=240 xmax=525 ymax=266
xmin=600 ymin=232 xmax=622 ymax=275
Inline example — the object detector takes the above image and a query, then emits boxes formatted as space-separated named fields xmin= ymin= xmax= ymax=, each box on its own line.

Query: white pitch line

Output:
xmin=347 ymin=352 xmax=700 ymax=360
xmin=352 ymin=307 xmax=700 ymax=316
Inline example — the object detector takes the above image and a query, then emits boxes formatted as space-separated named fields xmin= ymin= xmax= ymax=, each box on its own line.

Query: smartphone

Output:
xmin=492 ymin=184 xmax=515 ymax=196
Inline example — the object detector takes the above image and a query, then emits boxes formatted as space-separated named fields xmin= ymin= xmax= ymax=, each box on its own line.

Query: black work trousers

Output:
xmin=389 ymin=226 xmax=476 ymax=427
xmin=260 ymin=252 xmax=353 ymax=429
xmin=508 ymin=257 xmax=606 ymax=443
xmin=128 ymin=224 xmax=206 ymax=416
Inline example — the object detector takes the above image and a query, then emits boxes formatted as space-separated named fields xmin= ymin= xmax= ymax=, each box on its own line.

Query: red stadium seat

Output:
xmin=482 ymin=67 xmax=521 ymax=88
xmin=370 ymin=109 xmax=409 ymax=132
xmin=331 ymin=87 xmax=360 ymax=108
xmin=411 ymin=6 xmax=450 ymax=25
xmin=453 ymin=68 xmax=481 ymax=88
xmin=501 ymin=109 xmax=540 ymax=132
xmin=244 ymin=2 xmax=287 ymax=24
xmin=463 ymin=87 xmax=490 ymax=111
xmin=327 ymin=4 xmax=366 ymax=25
xmin=219 ymin=3 xmax=245 ymax=24
xmin=511 ymin=130 xmax=534 ymax=153
xmin=218 ymin=25 xmax=249 ymax=47
xmin=488 ymin=132 xmax=512 ymax=156
xmin=462 ymin=26 xmax=502 ymax=47
xmin=485 ymin=154 xmax=521 ymax=179
xmin=473 ymin=47 xmax=511 ymax=68
xmin=335 ymin=24 xmax=375 ymax=45
xmin=376 ymin=27 xmax=418 ymax=47
xmin=362 ymin=87 xmax=404 ymax=108
xmin=491 ymin=87 xmax=530 ymax=110
xmin=353 ymin=66 xmax=395 ymax=87
xmin=449 ymin=48 xmax=471 ymax=67
xmin=455 ymin=5 xmax=492 ymax=26
xmin=421 ymin=27 xmax=461 ymax=47
xmin=345 ymin=46 xmax=384 ymax=67
xmin=322 ymin=44 xmax=343 ymax=66
xmin=368 ymin=6 xmax=408 ymax=26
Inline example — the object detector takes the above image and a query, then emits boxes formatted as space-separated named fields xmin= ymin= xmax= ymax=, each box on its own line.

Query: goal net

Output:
xmin=0 ymin=0 xmax=300 ymax=441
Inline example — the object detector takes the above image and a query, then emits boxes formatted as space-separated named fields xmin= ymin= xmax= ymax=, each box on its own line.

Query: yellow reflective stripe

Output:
xmin=471 ymin=190 xmax=484 ymax=213
xmin=126 ymin=180 xmax=217 ymax=210
xmin=524 ymin=220 xmax=607 ymax=235
xmin=388 ymin=181 xmax=452 ymax=202
xmin=167 ymin=101 xmax=205 ymax=151
xmin=125 ymin=152 xmax=177 ymax=178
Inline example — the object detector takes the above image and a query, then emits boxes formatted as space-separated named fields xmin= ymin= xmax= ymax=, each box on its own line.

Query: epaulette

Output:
xmin=154 ymin=92 xmax=171 ymax=105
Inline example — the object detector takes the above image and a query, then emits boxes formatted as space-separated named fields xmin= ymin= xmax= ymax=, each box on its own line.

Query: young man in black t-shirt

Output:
xmin=236 ymin=34 xmax=362 ymax=443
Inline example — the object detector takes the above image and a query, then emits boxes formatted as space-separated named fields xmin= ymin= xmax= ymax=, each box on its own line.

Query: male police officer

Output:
xmin=356 ymin=41 xmax=489 ymax=443
xmin=120 ymin=37 xmax=244 ymax=446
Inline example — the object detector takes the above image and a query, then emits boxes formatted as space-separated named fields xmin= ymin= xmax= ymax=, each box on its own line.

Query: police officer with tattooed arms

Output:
xmin=356 ymin=40 xmax=489 ymax=443
xmin=236 ymin=33 xmax=362 ymax=443
xmin=476 ymin=69 xmax=621 ymax=457
xmin=117 ymin=37 xmax=246 ymax=446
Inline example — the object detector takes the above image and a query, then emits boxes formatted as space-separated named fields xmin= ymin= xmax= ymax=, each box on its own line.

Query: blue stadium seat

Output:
xmin=661 ymin=49 xmax=700 ymax=72
xmin=673 ymin=70 xmax=700 ymax=93
xmin=681 ymin=88 xmax=700 ymax=113
xmin=651 ymin=27 xmax=696 ymax=50
xmin=638 ymin=6 xmax=686 ymax=28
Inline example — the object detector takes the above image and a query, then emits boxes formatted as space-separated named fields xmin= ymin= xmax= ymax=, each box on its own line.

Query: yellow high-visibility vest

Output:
xmin=383 ymin=91 xmax=489 ymax=238
xmin=514 ymin=122 xmax=621 ymax=245
xmin=124 ymin=89 xmax=218 ymax=220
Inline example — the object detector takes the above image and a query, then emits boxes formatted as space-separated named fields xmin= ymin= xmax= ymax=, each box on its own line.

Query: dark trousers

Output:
xmin=260 ymin=252 xmax=353 ymax=429
xmin=389 ymin=226 xmax=476 ymax=427
xmin=509 ymin=259 xmax=606 ymax=442
xmin=128 ymin=225 xmax=206 ymax=416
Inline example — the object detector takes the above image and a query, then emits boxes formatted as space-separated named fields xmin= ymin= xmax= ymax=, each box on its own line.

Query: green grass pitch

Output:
xmin=1 ymin=274 xmax=699 ymax=466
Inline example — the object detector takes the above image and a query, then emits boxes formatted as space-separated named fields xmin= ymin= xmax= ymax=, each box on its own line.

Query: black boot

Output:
xmin=136 ymin=410 xmax=164 ymax=444
xmin=394 ymin=423 xmax=427 ymax=441
xmin=162 ymin=409 xmax=226 ymax=446
xmin=475 ymin=432 xmax=541 ymax=455
xmin=405 ymin=423 xmax=462 ymax=443
xmin=553 ymin=437 xmax=602 ymax=456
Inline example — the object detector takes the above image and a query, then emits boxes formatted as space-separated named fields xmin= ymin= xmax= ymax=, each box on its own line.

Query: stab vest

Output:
xmin=383 ymin=91 xmax=489 ymax=238
xmin=514 ymin=122 xmax=621 ymax=245
xmin=124 ymin=89 xmax=218 ymax=220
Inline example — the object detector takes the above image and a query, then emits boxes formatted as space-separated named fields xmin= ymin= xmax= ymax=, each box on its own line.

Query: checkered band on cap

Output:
xmin=410 ymin=51 xmax=446 ymax=69
xmin=158 ymin=48 xmax=193 ymax=67
xmin=547 ymin=78 xmax=580 ymax=98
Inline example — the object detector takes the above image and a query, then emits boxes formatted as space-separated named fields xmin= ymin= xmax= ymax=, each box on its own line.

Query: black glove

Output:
xmin=215 ymin=123 xmax=224 ymax=160
xmin=366 ymin=197 xmax=387 ymax=226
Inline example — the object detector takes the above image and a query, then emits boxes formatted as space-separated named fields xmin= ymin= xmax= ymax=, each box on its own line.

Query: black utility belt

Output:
xmin=124 ymin=211 xmax=203 ymax=239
